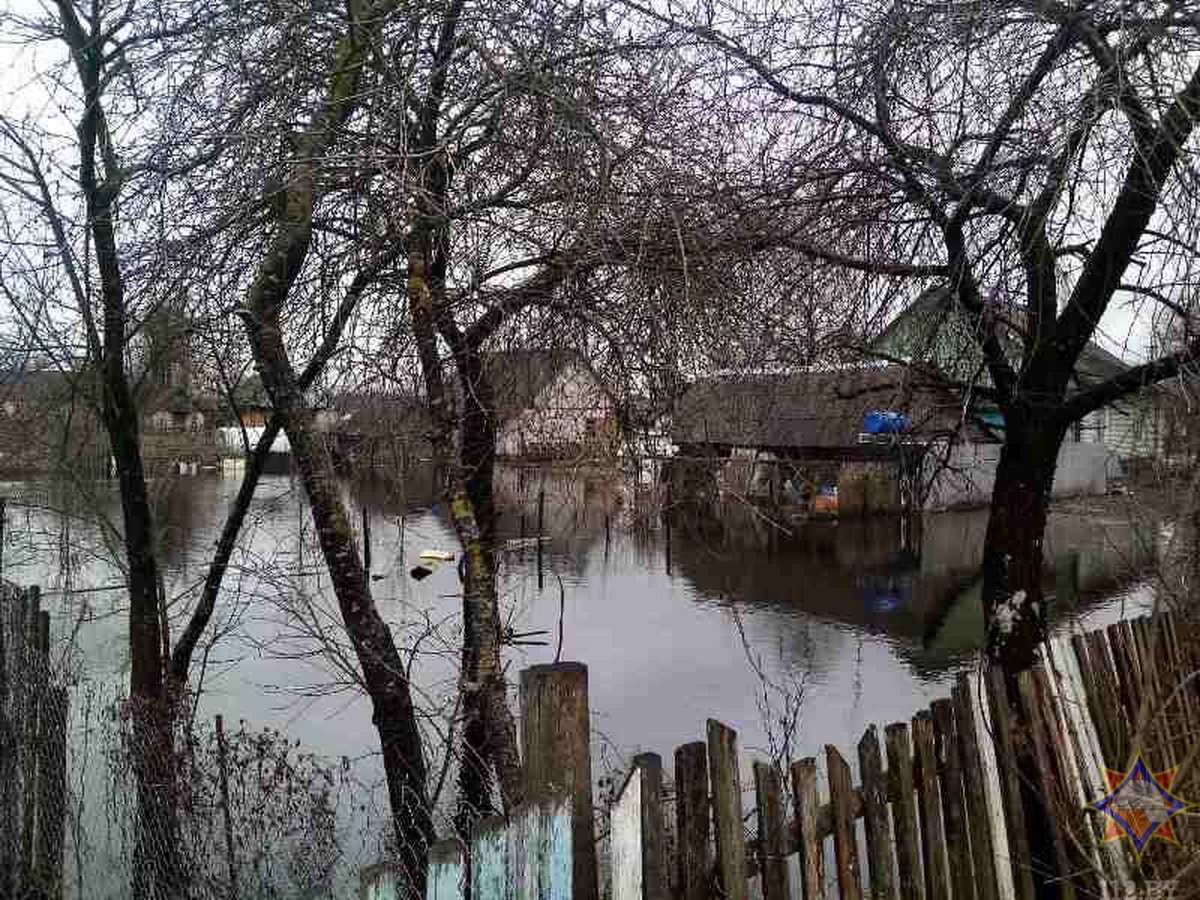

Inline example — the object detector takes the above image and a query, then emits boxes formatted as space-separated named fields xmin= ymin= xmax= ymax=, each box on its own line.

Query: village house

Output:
xmin=669 ymin=361 xmax=1113 ymax=514
xmin=670 ymin=366 xmax=994 ymax=514
xmin=484 ymin=349 xmax=615 ymax=460
xmin=873 ymin=286 xmax=1168 ymax=472
xmin=669 ymin=284 xmax=1177 ymax=514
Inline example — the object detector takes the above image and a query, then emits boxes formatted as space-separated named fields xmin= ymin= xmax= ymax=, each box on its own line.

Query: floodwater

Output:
xmin=0 ymin=463 xmax=1158 ymax=891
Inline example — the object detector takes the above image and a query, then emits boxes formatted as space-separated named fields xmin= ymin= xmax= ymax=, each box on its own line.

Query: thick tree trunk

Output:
xmin=982 ymin=419 xmax=1070 ymax=897
xmin=451 ymin=352 xmax=522 ymax=832
xmin=981 ymin=422 xmax=1062 ymax=673
xmin=243 ymin=319 xmax=433 ymax=895
xmin=105 ymin=408 xmax=184 ymax=900
xmin=406 ymin=245 xmax=522 ymax=833
xmin=91 ymin=176 xmax=183 ymax=899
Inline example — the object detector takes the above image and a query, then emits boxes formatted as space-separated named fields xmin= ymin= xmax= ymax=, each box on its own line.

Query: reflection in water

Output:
xmin=0 ymin=466 xmax=1159 ymax=893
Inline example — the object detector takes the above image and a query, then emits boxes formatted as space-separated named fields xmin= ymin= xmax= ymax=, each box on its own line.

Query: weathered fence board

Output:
xmin=674 ymin=742 xmax=711 ymax=900
xmin=883 ymin=723 xmax=922 ymax=900
xmin=984 ymin=668 xmax=1036 ymax=900
xmin=931 ymin=699 xmax=974 ymax=900
xmin=856 ymin=725 xmax=894 ymax=900
xmin=521 ymin=662 xmax=597 ymax=900
xmin=471 ymin=816 xmax=507 ymax=900
xmin=826 ymin=745 xmax=862 ymax=900
xmin=611 ymin=753 xmax=666 ymax=900
xmin=425 ymin=841 xmax=464 ymax=900
xmin=708 ymin=719 xmax=748 ymax=900
xmin=0 ymin=583 xmax=66 ymax=900
xmin=753 ymin=761 xmax=792 ymax=900
xmin=791 ymin=758 xmax=823 ymax=900
xmin=912 ymin=711 xmax=949 ymax=900
xmin=951 ymin=675 xmax=998 ymax=900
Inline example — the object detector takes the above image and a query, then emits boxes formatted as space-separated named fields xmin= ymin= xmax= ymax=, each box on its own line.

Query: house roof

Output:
xmin=483 ymin=349 xmax=586 ymax=423
xmin=874 ymin=286 xmax=1132 ymax=392
xmin=670 ymin=366 xmax=971 ymax=450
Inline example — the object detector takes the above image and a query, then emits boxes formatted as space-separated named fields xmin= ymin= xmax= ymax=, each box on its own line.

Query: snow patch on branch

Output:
xmin=994 ymin=589 xmax=1027 ymax=636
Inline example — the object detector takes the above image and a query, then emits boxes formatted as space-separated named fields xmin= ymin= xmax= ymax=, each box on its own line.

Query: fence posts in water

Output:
xmin=752 ymin=761 xmax=791 ymax=900
xmin=520 ymin=662 xmax=598 ymax=900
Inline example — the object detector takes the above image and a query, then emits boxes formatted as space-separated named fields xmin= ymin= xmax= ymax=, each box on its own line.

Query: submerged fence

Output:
xmin=382 ymin=611 xmax=1198 ymax=900
xmin=0 ymin=583 xmax=68 ymax=900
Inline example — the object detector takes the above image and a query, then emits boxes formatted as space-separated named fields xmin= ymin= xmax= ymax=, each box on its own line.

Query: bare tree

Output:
xmin=628 ymin=0 xmax=1200 ymax=672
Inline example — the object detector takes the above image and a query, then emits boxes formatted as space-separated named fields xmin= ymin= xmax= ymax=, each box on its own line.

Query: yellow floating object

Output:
xmin=419 ymin=550 xmax=456 ymax=562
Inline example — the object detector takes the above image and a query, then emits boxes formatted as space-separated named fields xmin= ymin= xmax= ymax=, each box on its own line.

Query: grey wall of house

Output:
xmin=923 ymin=441 xmax=1108 ymax=509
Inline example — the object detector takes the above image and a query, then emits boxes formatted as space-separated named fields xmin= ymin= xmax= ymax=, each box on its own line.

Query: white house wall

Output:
xmin=495 ymin=364 xmax=612 ymax=457
xmin=923 ymin=441 xmax=1107 ymax=509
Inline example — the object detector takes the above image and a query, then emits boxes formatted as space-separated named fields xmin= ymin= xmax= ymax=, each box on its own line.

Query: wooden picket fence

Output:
xmin=362 ymin=610 xmax=1199 ymax=900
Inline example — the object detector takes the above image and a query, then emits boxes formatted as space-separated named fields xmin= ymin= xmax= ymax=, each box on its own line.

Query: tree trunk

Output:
xmin=406 ymin=244 xmax=522 ymax=833
xmin=981 ymin=421 xmax=1062 ymax=674
xmin=243 ymin=320 xmax=433 ymax=895
xmin=981 ymin=418 xmax=1067 ymax=897
xmin=451 ymin=351 xmax=522 ymax=834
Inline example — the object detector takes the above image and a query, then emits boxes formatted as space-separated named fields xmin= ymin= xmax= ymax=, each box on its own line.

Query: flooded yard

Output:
xmin=0 ymin=465 xmax=1160 ymax=891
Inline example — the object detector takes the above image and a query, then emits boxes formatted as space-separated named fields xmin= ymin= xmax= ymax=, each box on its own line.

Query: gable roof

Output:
xmin=483 ymin=349 xmax=589 ymax=423
xmin=873 ymin=286 xmax=1131 ymax=393
xmin=670 ymin=366 xmax=974 ymax=450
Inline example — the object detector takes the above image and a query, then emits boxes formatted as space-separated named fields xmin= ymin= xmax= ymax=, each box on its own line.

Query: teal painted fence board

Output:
xmin=471 ymin=816 xmax=507 ymax=900
xmin=359 ymin=863 xmax=399 ymax=900
xmin=543 ymin=795 xmax=574 ymax=899
xmin=426 ymin=840 xmax=464 ymax=900
xmin=502 ymin=794 xmax=574 ymax=899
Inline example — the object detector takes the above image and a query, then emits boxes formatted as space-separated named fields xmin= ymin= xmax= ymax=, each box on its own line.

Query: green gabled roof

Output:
xmin=871 ymin=286 xmax=1131 ymax=395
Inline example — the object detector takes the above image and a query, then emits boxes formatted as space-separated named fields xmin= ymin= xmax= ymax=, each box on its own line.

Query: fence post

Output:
xmin=520 ymin=662 xmax=597 ymax=900
xmin=857 ymin=725 xmax=896 ymax=900
xmin=884 ymin=723 xmax=923 ymax=900
xmin=470 ymin=816 xmax=506 ymax=900
xmin=611 ymin=753 xmax=667 ymax=900
xmin=790 ymin=758 xmax=822 ymax=900
xmin=951 ymin=675 xmax=998 ymax=900
xmin=675 ymin=742 xmax=712 ymax=900
xmin=984 ymin=669 xmax=1035 ymax=900
xmin=912 ymin=711 xmax=949 ymax=900
xmin=752 ymin=761 xmax=791 ymax=900
xmin=707 ymin=719 xmax=747 ymax=900
xmin=426 ymin=840 xmax=465 ymax=900
xmin=931 ymin=699 xmax=974 ymax=900
xmin=1015 ymin=670 xmax=1078 ymax=900
xmin=826 ymin=744 xmax=862 ymax=900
